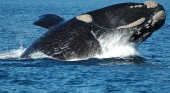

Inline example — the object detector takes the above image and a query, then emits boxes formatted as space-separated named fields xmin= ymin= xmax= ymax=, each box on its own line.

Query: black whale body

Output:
xmin=20 ymin=1 xmax=166 ymax=60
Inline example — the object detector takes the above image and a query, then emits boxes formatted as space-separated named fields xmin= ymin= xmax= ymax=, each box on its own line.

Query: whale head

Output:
xmin=86 ymin=1 xmax=166 ymax=44
xmin=114 ymin=1 xmax=166 ymax=43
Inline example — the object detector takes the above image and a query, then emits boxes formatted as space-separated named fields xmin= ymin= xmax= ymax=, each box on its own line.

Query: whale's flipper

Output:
xmin=33 ymin=14 xmax=64 ymax=29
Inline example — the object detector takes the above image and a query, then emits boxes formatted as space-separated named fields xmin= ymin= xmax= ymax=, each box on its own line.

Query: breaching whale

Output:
xmin=20 ymin=1 xmax=166 ymax=60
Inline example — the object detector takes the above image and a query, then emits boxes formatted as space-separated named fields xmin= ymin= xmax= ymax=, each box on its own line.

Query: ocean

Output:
xmin=0 ymin=0 xmax=170 ymax=93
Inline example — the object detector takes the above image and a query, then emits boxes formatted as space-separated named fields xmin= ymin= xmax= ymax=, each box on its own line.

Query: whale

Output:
xmin=20 ymin=1 xmax=166 ymax=60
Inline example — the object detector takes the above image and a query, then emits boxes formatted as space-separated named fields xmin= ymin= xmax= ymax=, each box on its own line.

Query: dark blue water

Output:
xmin=0 ymin=0 xmax=170 ymax=93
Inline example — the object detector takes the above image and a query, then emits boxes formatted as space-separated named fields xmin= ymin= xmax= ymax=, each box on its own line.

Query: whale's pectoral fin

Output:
xmin=33 ymin=14 xmax=64 ymax=29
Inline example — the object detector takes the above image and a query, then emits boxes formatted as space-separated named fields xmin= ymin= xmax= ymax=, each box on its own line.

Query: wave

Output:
xmin=0 ymin=45 xmax=139 ymax=61
xmin=0 ymin=46 xmax=143 ymax=66
xmin=0 ymin=47 xmax=53 ymax=60
xmin=0 ymin=47 xmax=25 ymax=60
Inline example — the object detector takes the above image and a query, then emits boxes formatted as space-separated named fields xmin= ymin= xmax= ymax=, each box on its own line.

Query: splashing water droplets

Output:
xmin=96 ymin=30 xmax=139 ymax=59
xmin=0 ymin=47 xmax=25 ymax=60
xmin=0 ymin=29 xmax=139 ymax=60
xmin=0 ymin=47 xmax=52 ymax=60
xmin=30 ymin=51 xmax=52 ymax=59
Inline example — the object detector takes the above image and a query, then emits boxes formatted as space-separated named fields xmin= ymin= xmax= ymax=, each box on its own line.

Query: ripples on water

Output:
xmin=0 ymin=0 xmax=170 ymax=93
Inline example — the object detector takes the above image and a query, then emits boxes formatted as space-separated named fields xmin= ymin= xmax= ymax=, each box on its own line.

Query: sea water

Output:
xmin=0 ymin=0 xmax=170 ymax=93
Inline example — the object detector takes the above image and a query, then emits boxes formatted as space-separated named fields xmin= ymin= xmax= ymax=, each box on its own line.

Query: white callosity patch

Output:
xmin=148 ymin=20 xmax=152 ymax=24
xmin=152 ymin=11 xmax=166 ymax=26
xmin=76 ymin=14 xmax=93 ymax=23
xmin=145 ymin=24 xmax=150 ymax=29
xmin=117 ymin=18 xmax=146 ymax=29
xmin=130 ymin=5 xmax=143 ymax=8
xmin=144 ymin=1 xmax=158 ymax=8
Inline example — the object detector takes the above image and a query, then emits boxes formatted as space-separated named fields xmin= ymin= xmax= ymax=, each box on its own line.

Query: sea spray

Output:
xmin=0 ymin=47 xmax=52 ymax=60
xmin=0 ymin=30 xmax=139 ymax=60
xmin=0 ymin=47 xmax=25 ymax=59
xmin=30 ymin=51 xmax=52 ymax=59
xmin=96 ymin=30 xmax=139 ymax=59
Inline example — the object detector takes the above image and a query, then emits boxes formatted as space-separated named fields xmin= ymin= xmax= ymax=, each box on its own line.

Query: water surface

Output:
xmin=0 ymin=0 xmax=170 ymax=93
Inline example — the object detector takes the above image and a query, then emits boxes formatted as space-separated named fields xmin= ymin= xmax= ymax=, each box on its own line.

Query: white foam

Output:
xmin=30 ymin=51 xmax=52 ymax=59
xmin=0 ymin=47 xmax=52 ymax=60
xmin=0 ymin=47 xmax=25 ymax=59
xmin=96 ymin=45 xmax=138 ymax=59
xmin=0 ymin=29 xmax=139 ymax=61
xmin=95 ymin=30 xmax=139 ymax=59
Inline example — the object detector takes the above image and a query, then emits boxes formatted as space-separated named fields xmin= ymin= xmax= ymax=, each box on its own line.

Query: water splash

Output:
xmin=96 ymin=30 xmax=139 ymax=59
xmin=30 ymin=51 xmax=52 ymax=59
xmin=96 ymin=45 xmax=139 ymax=59
xmin=0 ymin=47 xmax=25 ymax=60
xmin=0 ymin=47 xmax=52 ymax=60
xmin=0 ymin=30 xmax=139 ymax=60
